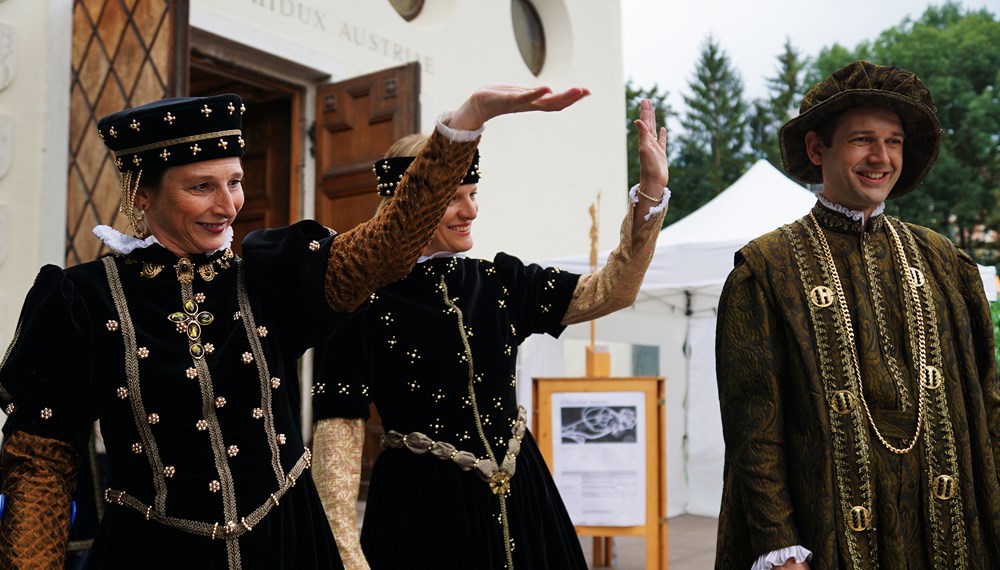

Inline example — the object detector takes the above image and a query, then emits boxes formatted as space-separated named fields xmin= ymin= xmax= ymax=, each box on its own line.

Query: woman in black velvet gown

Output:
xmin=311 ymin=96 xmax=671 ymax=570
xmin=0 ymin=86 xmax=584 ymax=569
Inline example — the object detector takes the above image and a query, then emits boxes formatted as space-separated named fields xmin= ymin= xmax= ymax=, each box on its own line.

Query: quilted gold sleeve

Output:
xmin=312 ymin=418 xmax=369 ymax=570
xmin=324 ymin=130 xmax=479 ymax=313
xmin=0 ymin=431 xmax=79 ymax=569
xmin=561 ymin=196 xmax=667 ymax=325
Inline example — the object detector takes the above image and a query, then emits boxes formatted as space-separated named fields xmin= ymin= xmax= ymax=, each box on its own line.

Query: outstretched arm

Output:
xmin=324 ymin=86 xmax=590 ymax=312
xmin=561 ymin=99 xmax=669 ymax=324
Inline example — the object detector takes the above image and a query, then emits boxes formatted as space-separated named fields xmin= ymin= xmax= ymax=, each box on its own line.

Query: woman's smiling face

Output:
xmin=137 ymin=157 xmax=245 ymax=256
xmin=422 ymin=183 xmax=478 ymax=256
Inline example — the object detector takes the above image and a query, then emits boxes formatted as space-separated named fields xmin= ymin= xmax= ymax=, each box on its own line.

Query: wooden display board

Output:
xmin=533 ymin=377 xmax=666 ymax=569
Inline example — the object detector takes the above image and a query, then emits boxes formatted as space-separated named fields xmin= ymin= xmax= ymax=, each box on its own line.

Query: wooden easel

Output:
xmin=533 ymin=376 xmax=667 ymax=569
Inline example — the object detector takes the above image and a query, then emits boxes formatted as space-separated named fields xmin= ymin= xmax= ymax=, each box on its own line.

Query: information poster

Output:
xmin=550 ymin=391 xmax=646 ymax=526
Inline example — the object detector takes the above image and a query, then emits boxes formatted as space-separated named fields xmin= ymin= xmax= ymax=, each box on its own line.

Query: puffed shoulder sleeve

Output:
xmin=0 ymin=266 xmax=97 ymax=454
xmin=311 ymin=311 xmax=373 ymax=421
xmin=493 ymin=253 xmax=580 ymax=344
xmin=241 ymin=220 xmax=348 ymax=350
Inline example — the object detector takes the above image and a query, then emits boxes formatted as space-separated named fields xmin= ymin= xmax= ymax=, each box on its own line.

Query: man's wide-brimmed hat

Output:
xmin=779 ymin=60 xmax=940 ymax=199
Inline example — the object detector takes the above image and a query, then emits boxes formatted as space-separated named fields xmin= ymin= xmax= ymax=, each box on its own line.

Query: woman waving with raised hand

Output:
xmin=311 ymin=92 xmax=670 ymax=570
xmin=0 ymin=86 xmax=589 ymax=568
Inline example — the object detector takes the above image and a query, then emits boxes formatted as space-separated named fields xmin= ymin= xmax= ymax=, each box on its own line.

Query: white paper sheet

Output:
xmin=550 ymin=391 xmax=646 ymax=526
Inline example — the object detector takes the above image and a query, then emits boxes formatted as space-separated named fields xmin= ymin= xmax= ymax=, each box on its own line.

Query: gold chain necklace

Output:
xmin=133 ymin=248 xmax=236 ymax=283
xmin=808 ymin=212 xmax=927 ymax=455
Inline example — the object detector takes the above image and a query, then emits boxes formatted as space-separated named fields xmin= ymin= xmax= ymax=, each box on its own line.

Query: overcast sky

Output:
xmin=622 ymin=0 xmax=998 ymax=118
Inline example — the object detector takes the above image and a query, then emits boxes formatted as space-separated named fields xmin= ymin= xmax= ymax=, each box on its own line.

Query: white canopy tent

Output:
xmin=518 ymin=159 xmax=999 ymax=518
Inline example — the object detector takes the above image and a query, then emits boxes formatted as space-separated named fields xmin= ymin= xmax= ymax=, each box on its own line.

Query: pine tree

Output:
xmin=668 ymin=36 xmax=751 ymax=224
xmin=750 ymin=39 xmax=808 ymax=167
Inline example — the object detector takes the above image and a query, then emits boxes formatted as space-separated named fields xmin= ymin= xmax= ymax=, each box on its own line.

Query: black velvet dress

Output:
xmin=0 ymin=221 xmax=345 ymax=570
xmin=313 ymin=253 xmax=588 ymax=569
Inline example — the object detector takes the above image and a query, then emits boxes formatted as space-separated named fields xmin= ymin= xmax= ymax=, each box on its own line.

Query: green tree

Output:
xmin=668 ymin=36 xmax=751 ymax=224
xmin=625 ymin=80 xmax=673 ymax=191
xmin=807 ymin=2 xmax=1000 ymax=264
xmin=750 ymin=39 xmax=809 ymax=167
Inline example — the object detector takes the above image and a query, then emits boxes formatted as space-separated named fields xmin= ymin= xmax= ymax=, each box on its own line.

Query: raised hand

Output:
xmin=635 ymin=98 xmax=669 ymax=189
xmin=451 ymin=86 xmax=591 ymax=131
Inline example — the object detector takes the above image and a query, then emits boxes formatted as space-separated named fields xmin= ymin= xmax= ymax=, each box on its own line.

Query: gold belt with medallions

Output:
xmin=381 ymin=405 xmax=527 ymax=496
xmin=102 ymin=449 xmax=312 ymax=540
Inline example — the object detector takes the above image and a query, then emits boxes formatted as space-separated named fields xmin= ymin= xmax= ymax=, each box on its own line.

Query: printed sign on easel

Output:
xmin=551 ymin=391 xmax=646 ymax=526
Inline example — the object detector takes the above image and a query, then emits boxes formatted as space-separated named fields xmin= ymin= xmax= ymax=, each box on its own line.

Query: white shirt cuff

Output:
xmin=751 ymin=546 xmax=813 ymax=570
xmin=436 ymin=111 xmax=485 ymax=143
xmin=628 ymin=184 xmax=670 ymax=221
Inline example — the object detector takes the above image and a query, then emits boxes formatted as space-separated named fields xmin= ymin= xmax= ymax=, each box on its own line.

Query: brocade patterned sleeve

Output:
xmin=716 ymin=250 xmax=802 ymax=557
xmin=493 ymin=253 xmax=580 ymax=343
xmin=954 ymin=247 xmax=1000 ymax=480
xmin=561 ymin=192 xmax=667 ymax=325
xmin=311 ymin=417 xmax=368 ymax=570
xmin=323 ymin=129 xmax=479 ymax=313
xmin=312 ymin=316 xmax=373 ymax=568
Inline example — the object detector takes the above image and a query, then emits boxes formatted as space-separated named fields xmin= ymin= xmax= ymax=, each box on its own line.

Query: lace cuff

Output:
xmin=628 ymin=184 xmax=671 ymax=221
xmin=561 ymin=191 xmax=667 ymax=325
xmin=751 ymin=545 xmax=813 ymax=570
xmin=436 ymin=112 xmax=485 ymax=143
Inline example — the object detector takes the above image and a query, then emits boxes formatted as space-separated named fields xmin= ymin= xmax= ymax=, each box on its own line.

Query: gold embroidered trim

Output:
xmin=103 ymin=449 xmax=311 ymax=540
xmin=438 ymin=274 xmax=515 ymax=570
xmin=113 ymin=129 xmax=242 ymax=157
xmin=171 ymin=277 xmax=243 ymax=569
xmin=896 ymin=222 xmax=968 ymax=567
xmin=0 ymin=320 xmax=22 ymax=375
xmin=809 ymin=213 xmax=928 ymax=455
xmin=784 ymin=222 xmax=876 ymax=565
xmin=862 ymin=231 xmax=913 ymax=411
xmin=235 ymin=264 xmax=285 ymax=484
xmin=102 ymin=258 xmax=170 ymax=513
xmin=788 ymin=213 xmax=971 ymax=567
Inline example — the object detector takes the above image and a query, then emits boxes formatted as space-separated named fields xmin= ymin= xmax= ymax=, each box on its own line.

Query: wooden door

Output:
xmin=67 ymin=0 xmax=189 ymax=265
xmin=188 ymin=58 xmax=299 ymax=255
xmin=314 ymin=62 xmax=420 ymax=231
xmin=313 ymin=63 xmax=420 ymax=498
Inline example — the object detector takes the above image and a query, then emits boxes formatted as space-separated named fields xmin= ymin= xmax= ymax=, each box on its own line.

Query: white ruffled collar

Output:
xmin=817 ymin=194 xmax=885 ymax=224
xmin=92 ymin=225 xmax=234 ymax=255
xmin=416 ymin=250 xmax=467 ymax=264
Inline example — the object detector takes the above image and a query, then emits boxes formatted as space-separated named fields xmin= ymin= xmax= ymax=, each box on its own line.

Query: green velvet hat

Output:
xmin=779 ymin=60 xmax=941 ymax=199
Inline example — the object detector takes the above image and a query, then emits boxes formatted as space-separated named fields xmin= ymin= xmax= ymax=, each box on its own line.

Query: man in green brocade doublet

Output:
xmin=715 ymin=61 xmax=1000 ymax=569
